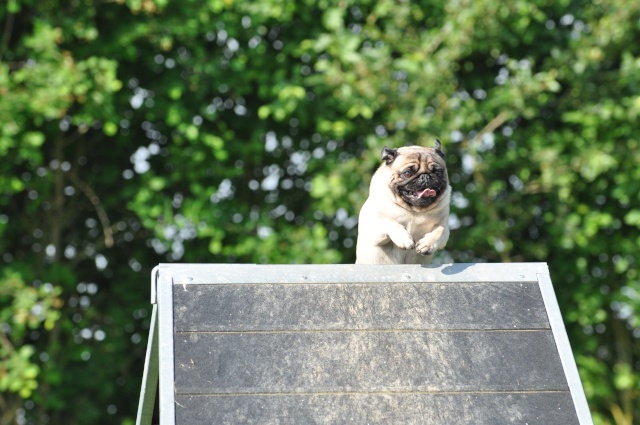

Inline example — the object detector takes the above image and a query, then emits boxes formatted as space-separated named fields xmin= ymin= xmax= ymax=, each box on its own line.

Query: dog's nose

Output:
xmin=418 ymin=174 xmax=430 ymax=184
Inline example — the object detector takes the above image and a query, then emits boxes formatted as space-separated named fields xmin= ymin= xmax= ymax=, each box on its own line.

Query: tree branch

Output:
xmin=68 ymin=173 xmax=114 ymax=248
xmin=0 ymin=11 xmax=14 ymax=63
xmin=469 ymin=111 xmax=511 ymax=146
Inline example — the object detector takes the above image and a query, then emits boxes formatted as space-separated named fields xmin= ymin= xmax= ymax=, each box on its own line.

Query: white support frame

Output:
xmin=134 ymin=304 xmax=158 ymax=425
xmin=135 ymin=267 xmax=160 ymax=425
xmin=538 ymin=272 xmax=593 ymax=423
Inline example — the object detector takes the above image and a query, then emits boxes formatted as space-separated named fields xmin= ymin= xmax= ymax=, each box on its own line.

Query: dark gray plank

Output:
xmin=174 ymin=330 xmax=566 ymax=394
xmin=173 ymin=282 xmax=549 ymax=332
xmin=175 ymin=392 xmax=579 ymax=425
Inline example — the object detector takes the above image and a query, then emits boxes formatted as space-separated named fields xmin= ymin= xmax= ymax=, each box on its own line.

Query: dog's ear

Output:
xmin=381 ymin=147 xmax=398 ymax=165
xmin=434 ymin=139 xmax=445 ymax=159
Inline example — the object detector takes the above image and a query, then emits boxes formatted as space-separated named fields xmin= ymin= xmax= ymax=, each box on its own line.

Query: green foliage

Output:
xmin=0 ymin=0 xmax=639 ymax=424
xmin=0 ymin=270 xmax=62 ymax=399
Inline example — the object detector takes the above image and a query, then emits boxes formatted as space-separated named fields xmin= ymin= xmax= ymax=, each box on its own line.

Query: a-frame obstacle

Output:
xmin=136 ymin=263 xmax=592 ymax=424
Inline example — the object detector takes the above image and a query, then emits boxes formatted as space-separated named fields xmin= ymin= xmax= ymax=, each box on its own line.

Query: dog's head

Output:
xmin=380 ymin=140 xmax=449 ymax=210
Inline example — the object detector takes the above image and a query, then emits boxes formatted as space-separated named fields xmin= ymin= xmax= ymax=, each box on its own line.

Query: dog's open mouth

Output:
xmin=397 ymin=186 xmax=439 ymax=207
xmin=415 ymin=188 xmax=437 ymax=198
xmin=401 ymin=187 xmax=437 ymax=199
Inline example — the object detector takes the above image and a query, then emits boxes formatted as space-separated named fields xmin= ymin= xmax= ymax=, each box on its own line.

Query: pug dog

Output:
xmin=356 ymin=140 xmax=451 ymax=264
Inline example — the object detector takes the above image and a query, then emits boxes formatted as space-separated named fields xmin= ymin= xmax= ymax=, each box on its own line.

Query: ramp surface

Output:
xmin=137 ymin=263 xmax=592 ymax=425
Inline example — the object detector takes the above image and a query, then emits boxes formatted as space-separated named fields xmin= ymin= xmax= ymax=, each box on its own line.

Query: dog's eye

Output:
xmin=401 ymin=169 xmax=415 ymax=178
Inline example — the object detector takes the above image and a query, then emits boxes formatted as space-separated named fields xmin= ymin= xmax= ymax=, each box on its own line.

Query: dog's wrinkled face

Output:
xmin=381 ymin=140 xmax=449 ymax=209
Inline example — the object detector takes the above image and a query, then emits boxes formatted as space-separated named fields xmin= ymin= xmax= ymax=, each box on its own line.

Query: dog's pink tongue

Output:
xmin=417 ymin=188 xmax=437 ymax=198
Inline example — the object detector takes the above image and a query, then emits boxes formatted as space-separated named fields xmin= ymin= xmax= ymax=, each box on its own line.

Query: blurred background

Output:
xmin=0 ymin=0 xmax=639 ymax=423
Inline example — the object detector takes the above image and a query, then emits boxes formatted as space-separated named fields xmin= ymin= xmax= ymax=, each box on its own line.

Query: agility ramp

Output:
xmin=136 ymin=263 xmax=592 ymax=424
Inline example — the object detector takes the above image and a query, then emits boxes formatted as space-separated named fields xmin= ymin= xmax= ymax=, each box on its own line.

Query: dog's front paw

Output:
xmin=415 ymin=235 xmax=439 ymax=256
xmin=390 ymin=231 xmax=415 ymax=250
xmin=415 ymin=226 xmax=448 ymax=256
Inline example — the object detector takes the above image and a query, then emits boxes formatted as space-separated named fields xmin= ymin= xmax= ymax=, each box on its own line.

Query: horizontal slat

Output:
xmin=174 ymin=330 xmax=565 ymax=394
xmin=160 ymin=262 xmax=549 ymax=285
xmin=175 ymin=392 xmax=579 ymax=424
xmin=174 ymin=282 xmax=548 ymax=332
